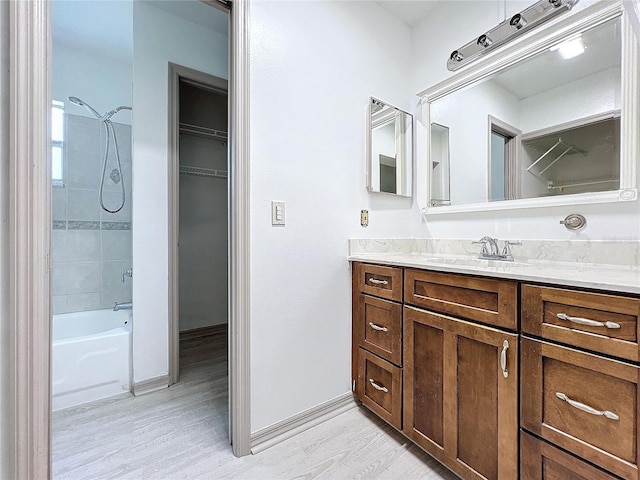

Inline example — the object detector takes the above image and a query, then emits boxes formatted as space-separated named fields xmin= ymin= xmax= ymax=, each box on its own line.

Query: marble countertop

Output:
xmin=348 ymin=250 xmax=640 ymax=295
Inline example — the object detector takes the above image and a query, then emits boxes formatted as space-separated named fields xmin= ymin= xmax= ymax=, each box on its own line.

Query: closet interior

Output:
xmin=178 ymin=80 xmax=229 ymax=337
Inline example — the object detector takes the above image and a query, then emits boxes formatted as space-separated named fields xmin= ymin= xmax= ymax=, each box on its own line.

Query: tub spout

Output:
xmin=113 ymin=302 xmax=132 ymax=311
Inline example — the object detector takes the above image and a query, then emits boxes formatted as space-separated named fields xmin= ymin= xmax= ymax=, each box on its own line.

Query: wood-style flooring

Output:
xmin=53 ymin=329 xmax=458 ymax=479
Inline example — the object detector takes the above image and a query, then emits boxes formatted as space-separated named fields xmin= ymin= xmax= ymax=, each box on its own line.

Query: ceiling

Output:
xmin=375 ymin=1 xmax=440 ymax=27
xmin=52 ymin=0 xmax=228 ymax=64
xmin=53 ymin=1 xmax=134 ymax=64
xmin=144 ymin=1 xmax=228 ymax=37
xmin=491 ymin=17 xmax=621 ymax=100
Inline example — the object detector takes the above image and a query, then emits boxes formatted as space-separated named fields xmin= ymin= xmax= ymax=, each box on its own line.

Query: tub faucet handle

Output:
xmin=121 ymin=267 xmax=133 ymax=283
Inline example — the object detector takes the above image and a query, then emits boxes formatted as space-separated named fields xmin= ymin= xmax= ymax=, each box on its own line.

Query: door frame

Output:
xmin=228 ymin=0 xmax=251 ymax=455
xmin=8 ymin=0 xmax=251 ymax=476
xmin=8 ymin=1 xmax=52 ymax=477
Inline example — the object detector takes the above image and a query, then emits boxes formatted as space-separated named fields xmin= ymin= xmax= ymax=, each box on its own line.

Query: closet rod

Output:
xmin=547 ymin=178 xmax=618 ymax=190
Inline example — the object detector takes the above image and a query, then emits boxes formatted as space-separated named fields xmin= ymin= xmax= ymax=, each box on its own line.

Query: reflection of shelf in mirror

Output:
xmin=430 ymin=199 xmax=451 ymax=207
xmin=432 ymin=161 xmax=440 ymax=169
xmin=526 ymin=137 xmax=587 ymax=176
xmin=179 ymin=122 xmax=228 ymax=142
xmin=547 ymin=177 xmax=618 ymax=190
xmin=179 ymin=165 xmax=227 ymax=179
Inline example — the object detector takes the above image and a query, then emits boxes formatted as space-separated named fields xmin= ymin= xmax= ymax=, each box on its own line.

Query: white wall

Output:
xmin=519 ymin=67 xmax=620 ymax=133
xmin=52 ymin=42 xmax=133 ymax=125
xmin=249 ymin=0 xmax=413 ymax=432
xmin=410 ymin=0 xmax=640 ymax=241
xmin=131 ymin=2 xmax=228 ymax=382
xmin=0 ymin=1 xmax=9 ymax=475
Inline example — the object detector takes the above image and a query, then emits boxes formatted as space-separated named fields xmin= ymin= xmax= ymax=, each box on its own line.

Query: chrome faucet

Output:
xmin=473 ymin=236 xmax=500 ymax=257
xmin=113 ymin=301 xmax=132 ymax=311
xmin=472 ymin=237 xmax=522 ymax=261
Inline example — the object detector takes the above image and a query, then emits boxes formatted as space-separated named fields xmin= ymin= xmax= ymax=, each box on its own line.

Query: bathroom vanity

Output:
xmin=350 ymin=244 xmax=640 ymax=480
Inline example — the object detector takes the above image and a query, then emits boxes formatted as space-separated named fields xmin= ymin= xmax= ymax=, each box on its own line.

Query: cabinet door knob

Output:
xmin=500 ymin=340 xmax=509 ymax=378
xmin=368 ymin=378 xmax=388 ymax=393
xmin=556 ymin=392 xmax=619 ymax=420
xmin=556 ymin=313 xmax=620 ymax=329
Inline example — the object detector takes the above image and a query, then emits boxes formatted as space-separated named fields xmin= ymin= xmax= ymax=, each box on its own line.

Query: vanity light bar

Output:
xmin=447 ymin=0 xmax=579 ymax=71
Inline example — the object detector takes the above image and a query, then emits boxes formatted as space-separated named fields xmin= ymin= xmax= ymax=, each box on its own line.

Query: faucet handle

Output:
xmin=121 ymin=267 xmax=133 ymax=283
xmin=472 ymin=239 xmax=489 ymax=255
xmin=502 ymin=240 xmax=522 ymax=259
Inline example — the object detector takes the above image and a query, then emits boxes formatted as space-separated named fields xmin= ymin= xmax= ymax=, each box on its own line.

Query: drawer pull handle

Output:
xmin=367 ymin=278 xmax=388 ymax=286
xmin=556 ymin=313 xmax=620 ymax=329
xmin=500 ymin=340 xmax=509 ymax=378
xmin=368 ymin=379 xmax=388 ymax=393
xmin=368 ymin=322 xmax=388 ymax=332
xmin=555 ymin=392 xmax=619 ymax=420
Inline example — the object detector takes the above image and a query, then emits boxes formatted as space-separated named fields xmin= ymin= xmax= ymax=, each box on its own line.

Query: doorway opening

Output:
xmin=9 ymin=0 xmax=252 ymax=474
xmin=172 ymin=74 xmax=229 ymax=389
xmin=168 ymin=65 xmax=229 ymax=393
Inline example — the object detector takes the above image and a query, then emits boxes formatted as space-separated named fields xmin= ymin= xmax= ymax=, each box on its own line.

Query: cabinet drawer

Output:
xmin=355 ymin=294 xmax=402 ymax=366
xmin=520 ymin=432 xmax=620 ymax=480
xmin=522 ymin=284 xmax=640 ymax=362
xmin=521 ymin=337 xmax=640 ymax=480
xmin=404 ymin=269 xmax=517 ymax=330
xmin=355 ymin=263 xmax=403 ymax=302
xmin=356 ymin=348 xmax=402 ymax=430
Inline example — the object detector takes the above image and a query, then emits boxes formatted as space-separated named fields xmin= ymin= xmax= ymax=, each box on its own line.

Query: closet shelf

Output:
xmin=526 ymin=137 xmax=587 ymax=176
xmin=179 ymin=165 xmax=227 ymax=179
xmin=179 ymin=122 xmax=228 ymax=142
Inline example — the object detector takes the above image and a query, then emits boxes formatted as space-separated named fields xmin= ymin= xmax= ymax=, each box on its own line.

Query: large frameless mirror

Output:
xmin=368 ymin=97 xmax=413 ymax=197
xmin=420 ymin=4 xmax=638 ymax=214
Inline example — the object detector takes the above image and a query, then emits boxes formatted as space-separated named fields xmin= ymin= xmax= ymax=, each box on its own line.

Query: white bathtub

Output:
xmin=52 ymin=308 xmax=132 ymax=411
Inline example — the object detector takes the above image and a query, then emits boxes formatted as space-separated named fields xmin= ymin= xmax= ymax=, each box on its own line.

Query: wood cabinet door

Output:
xmin=403 ymin=306 xmax=518 ymax=480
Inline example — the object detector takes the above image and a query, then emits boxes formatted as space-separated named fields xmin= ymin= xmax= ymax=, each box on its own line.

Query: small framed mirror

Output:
xmin=367 ymin=97 xmax=413 ymax=197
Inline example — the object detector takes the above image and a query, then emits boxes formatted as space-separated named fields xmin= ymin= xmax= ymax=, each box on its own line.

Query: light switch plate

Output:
xmin=272 ymin=201 xmax=285 ymax=226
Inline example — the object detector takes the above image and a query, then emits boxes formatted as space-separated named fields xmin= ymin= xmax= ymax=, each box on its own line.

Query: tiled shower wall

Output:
xmin=52 ymin=113 xmax=133 ymax=314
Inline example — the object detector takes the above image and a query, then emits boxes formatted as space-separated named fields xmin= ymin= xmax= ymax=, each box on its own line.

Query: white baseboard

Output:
xmin=250 ymin=392 xmax=358 ymax=454
xmin=133 ymin=375 xmax=169 ymax=396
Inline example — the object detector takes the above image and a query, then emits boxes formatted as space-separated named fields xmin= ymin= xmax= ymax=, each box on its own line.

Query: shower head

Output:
xmin=67 ymin=96 xmax=102 ymax=119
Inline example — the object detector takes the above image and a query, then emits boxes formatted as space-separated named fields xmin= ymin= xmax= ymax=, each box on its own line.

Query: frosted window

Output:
xmin=52 ymin=101 xmax=64 ymax=185
xmin=52 ymin=146 xmax=63 ymax=181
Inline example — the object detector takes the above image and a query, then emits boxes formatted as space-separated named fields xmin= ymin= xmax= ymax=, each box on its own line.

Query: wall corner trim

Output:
xmin=132 ymin=375 xmax=170 ymax=397
xmin=250 ymin=393 xmax=358 ymax=454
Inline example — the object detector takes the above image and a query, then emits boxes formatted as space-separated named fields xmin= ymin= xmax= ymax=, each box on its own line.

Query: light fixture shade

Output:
xmin=552 ymin=36 xmax=586 ymax=59
xmin=446 ymin=0 xmax=579 ymax=71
